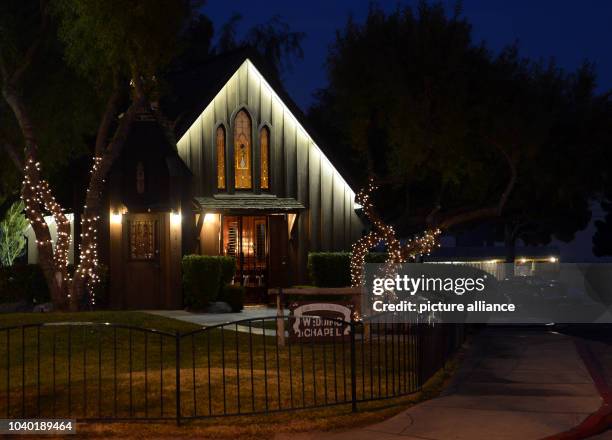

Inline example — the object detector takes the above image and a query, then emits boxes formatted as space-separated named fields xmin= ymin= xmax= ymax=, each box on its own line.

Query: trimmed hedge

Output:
xmin=182 ymin=255 xmax=236 ymax=309
xmin=219 ymin=257 xmax=236 ymax=286
xmin=307 ymin=252 xmax=351 ymax=287
xmin=0 ymin=264 xmax=49 ymax=304
xmin=219 ymin=284 xmax=245 ymax=312
xmin=307 ymin=252 xmax=390 ymax=287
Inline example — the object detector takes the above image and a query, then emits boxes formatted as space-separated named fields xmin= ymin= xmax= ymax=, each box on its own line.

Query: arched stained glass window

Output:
xmin=216 ymin=125 xmax=226 ymax=189
xmin=234 ymin=110 xmax=252 ymax=189
xmin=260 ymin=126 xmax=270 ymax=189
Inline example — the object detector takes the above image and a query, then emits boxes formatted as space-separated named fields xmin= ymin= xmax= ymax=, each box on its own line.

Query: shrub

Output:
xmin=182 ymin=255 xmax=236 ymax=309
xmin=182 ymin=255 xmax=222 ymax=309
xmin=219 ymin=284 xmax=245 ymax=312
xmin=219 ymin=256 xmax=236 ymax=285
xmin=307 ymin=252 xmax=351 ymax=287
xmin=307 ymin=252 xmax=390 ymax=287
xmin=0 ymin=264 xmax=49 ymax=304
xmin=0 ymin=201 xmax=28 ymax=267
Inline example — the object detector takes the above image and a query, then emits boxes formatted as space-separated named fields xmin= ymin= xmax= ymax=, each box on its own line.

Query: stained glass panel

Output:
xmin=216 ymin=126 xmax=226 ymax=189
xmin=234 ymin=110 xmax=252 ymax=189
xmin=260 ymin=127 xmax=270 ymax=189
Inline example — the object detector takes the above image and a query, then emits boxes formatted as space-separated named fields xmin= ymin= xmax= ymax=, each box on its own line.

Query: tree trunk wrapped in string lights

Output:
xmin=70 ymin=85 xmax=146 ymax=308
xmin=2 ymin=70 xmax=72 ymax=307
xmin=21 ymin=160 xmax=71 ymax=308
xmin=1 ymin=10 xmax=148 ymax=309
xmin=350 ymin=178 xmax=441 ymax=287
xmin=350 ymin=159 xmax=516 ymax=288
xmin=12 ymin=90 xmax=145 ymax=310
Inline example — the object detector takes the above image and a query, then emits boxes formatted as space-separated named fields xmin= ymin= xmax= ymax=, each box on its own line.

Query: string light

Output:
xmin=350 ymin=178 xmax=442 ymax=287
xmin=21 ymin=154 xmax=104 ymax=309
xmin=73 ymin=155 xmax=106 ymax=307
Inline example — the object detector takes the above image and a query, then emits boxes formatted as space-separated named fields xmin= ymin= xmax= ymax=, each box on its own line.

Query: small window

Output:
xmin=260 ymin=126 xmax=270 ymax=189
xmin=129 ymin=220 xmax=157 ymax=260
xmin=216 ymin=126 xmax=226 ymax=189
xmin=234 ymin=110 xmax=252 ymax=189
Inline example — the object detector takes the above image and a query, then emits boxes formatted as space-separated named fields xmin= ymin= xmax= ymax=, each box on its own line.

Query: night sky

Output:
xmin=205 ymin=0 xmax=612 ymax=110
xmin=205 ymin=0 xmax=612 ymax=261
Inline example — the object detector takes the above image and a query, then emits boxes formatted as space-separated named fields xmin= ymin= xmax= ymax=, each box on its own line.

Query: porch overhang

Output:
xmin=195 ymin=195 xmax=305 ymax=213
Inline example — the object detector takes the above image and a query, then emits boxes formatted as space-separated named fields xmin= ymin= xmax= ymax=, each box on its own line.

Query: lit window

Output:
xmin=260 ymin=126 xmax=270 ymax=189
xmin=234 ymin=110 xmax=252 ymax=189
xmin=216 ymin=125 xmax=226 ymax=189
xmin=129 ymin=220 xmax=157 ymax=260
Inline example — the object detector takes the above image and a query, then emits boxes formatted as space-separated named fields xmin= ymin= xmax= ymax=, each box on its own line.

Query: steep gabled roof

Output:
xmin=167 ymin=47 xmax=359 ymax=192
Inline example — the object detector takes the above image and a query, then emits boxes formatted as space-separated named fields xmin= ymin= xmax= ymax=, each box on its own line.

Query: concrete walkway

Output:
xmin=146 ymin=306 xmax=286 ymax=334
xmin=276 ymin=328 xmax=603 ymax=440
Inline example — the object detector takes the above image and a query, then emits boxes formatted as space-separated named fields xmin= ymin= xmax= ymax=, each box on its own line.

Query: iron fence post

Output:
xmin=175 ymin=331 xmax=181 ymax=426
xmin=350 ymin=316 xmax=357 ymax=413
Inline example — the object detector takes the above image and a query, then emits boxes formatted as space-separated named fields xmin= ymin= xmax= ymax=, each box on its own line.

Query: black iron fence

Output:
xmin=0 ymin=316 xmax=465 ymax=424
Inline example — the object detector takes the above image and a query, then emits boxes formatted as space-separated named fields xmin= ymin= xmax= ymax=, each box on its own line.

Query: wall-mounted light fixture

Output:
xmin=110 ymin=209 xmax=122 ymax=225
xmin=203 ymin=213 xmax=216 ymax=223
xmin=170 ymin=210 xmax=182 ymax=227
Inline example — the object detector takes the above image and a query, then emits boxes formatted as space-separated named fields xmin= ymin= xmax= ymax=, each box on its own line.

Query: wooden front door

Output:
xmin=123 ymin=213 xmax=163 ymax=308
xmin=268 ymin=214 xmax=289 ymax=288
xmin=222 ymin=215 xmax=269 ymax=303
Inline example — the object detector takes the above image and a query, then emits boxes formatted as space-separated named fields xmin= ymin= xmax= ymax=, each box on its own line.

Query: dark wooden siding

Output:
xmin=177 ymin=60 xmax=364 ymax=269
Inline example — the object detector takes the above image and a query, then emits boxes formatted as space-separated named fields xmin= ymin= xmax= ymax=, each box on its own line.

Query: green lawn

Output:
xmin=0 ymin=311 xmax=437 ymax=425
xmin=0 ymin=311 xmax=200 ymax=332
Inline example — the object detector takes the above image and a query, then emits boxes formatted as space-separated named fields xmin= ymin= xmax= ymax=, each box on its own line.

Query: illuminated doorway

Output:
xmin=222 ymin=215 xmax=268 ymax=301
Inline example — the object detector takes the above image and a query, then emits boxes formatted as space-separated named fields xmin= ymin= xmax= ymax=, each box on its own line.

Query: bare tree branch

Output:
xmin=434 ymin=140 xmax=517 ymax=230
xmin=10 ymin=0 xmax=50 ymax=85
xmin=2 ymin=142 xmax=23 ymax=171
xmin=2 ymin=86 xmax=39 ymax=155
xmin=94 ymin=74 xmax=122 ymax=156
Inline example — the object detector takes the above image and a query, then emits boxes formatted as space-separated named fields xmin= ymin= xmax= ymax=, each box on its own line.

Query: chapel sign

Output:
xmin=289 ymin=302 xmax=353 ymax=341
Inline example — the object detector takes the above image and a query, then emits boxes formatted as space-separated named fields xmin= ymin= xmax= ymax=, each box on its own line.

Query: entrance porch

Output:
xmin=195 ymin=195 xmax=305 ymax=303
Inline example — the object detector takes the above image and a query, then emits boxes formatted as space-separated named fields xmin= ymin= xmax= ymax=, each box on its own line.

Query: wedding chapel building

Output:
xmin=101 ymin=49 xmax=364 ymax=308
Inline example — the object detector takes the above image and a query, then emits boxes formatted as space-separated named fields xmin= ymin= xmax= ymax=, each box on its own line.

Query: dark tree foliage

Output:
xmin=309 ymin=1 xmax=610 ymax=255
xmin=0 ymin=0 xmax=99 ymax=205
xmin=591 ymin=96 xmax=612 ymax=256
xmin=174 ymin=14 xmax=215 ymax=68
xmin=594 ymin=202 xmax=612 ymax=257
xmin=217 ymin=13 xmax=243 ymax=53
xmin=500 ymin=62 xmax=610 ymax=253
xmin=214 ymin=13 xmax=304 ymax=76
xmin=1 ymin=0 xmax=199 ymax=307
